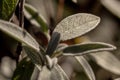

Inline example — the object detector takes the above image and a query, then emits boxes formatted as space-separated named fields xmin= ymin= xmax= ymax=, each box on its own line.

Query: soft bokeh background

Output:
xmin=0 ymin=0 xmax=120 ymax=80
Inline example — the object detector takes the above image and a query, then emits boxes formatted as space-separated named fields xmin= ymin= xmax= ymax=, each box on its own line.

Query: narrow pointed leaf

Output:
xmin=90 ymin=51 xmax=120 ymax=75
xmin=0 ymin=0 xmax=19 ymax=20
xmin=23 ymin=46 xmax=44 ymax=70
xmin=62 ymin=42 xmax=116 ymax=56
xmin=24 ymin=3 xmax=48 ymax=32
xmin=0 ymin=20 xmax=40 ymax=51
xmin=75 ymin=56 xmax=95 ymax=80
xmin=46 ymin=32 xmax=60 ymax=56
xmin=12 ymin=58 xmax=35 ymax=80
xmin=54 ymin=13 xmax=100 ymax=41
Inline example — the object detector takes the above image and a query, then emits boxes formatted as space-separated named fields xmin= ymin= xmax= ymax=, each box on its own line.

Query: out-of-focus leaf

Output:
xmin=0 ymin=20 xmax=40 ymax=51
xmin=38 ymin=64 xmax=69 ymax=80
xmin=23 ymin=46 xmax=44 ymax=70
xmin=46 ymin=32 xmax=60 ymax=56
xmin=90 ymin=51 xmax=120 ymax=75
xmin=101 ymin=0 xmax=120 ymax=18
xmin=75 ymin=56 xmax=95 ymax=80
xmin=12 ymin=58 xmax=35 ymax=80
xmin=62 ymin=42 xmax=116 ymax=56
xmin=114 ymin=78 xmax=120 ymax=80
xmin=51 ymin=64 xmax=69 ymax=80
xmin=24 ymin=4 xmax=48 ymax=32
xmin=54 ymin=13 xmax=100 ymax=41
xmin=0 ymin=0 xmax=19 ymax=20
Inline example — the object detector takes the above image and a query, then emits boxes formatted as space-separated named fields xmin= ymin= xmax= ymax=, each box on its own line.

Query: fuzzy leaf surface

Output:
xmin=0 ymin=20 xmax=40 ymax=51
xmin=54 ymin=13 xmax=100 ymax=41
xmin=62 ymin=42 xmax=116 ymax=56
xmin=23 ymin=46 xmax=44 ymax=70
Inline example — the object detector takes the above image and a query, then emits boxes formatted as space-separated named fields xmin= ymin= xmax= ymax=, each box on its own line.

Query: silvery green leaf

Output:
xmin=38 ymin=64 xmax=69 ymax=80
xmin=0 ymin=0 xmax=19 ymax=20
xmin=54 ymin=13 xmax=100 ymax=41
xmin=46 ymin=32 xmax=60 ymax=56
xmin=23 ymin=46 xmax=44 ymax=70
xmin=90 ymin=51 xmax=120 ymax=75
xmin=101 ymin=0 xmax=120 ymax=18
xmin=0 ymin=20 xmax=40 ymax=51
xmin=24 ymin=4 xmax=48 ymax=32
xmin=75 ymin=56 xmax=95 ymax=80
xmin=12 ymin=58 xmax=35 ymax=80
xmin=62 ymin=42 xmax=116 ymax=56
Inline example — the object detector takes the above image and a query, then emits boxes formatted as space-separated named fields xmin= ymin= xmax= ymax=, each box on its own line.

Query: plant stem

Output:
xmin=16 ymin=0 xmax=25 ymax=62
xmin=19 ymin=0 xmax=25 ymax=29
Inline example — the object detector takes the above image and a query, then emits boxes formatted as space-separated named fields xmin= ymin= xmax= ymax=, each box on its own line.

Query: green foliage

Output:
xmin=62 ymin=42 xmax=116 ymax=56
xmin=24 ymin=4 xmax=48 ymax=32
xmin=0 ymin=0 xmax=118 ymax=80
xmin=0 ymin=20 xmax=40 ymax=51
xmin=54 ymin=13 xmax=100 ymax=41
xmin=12 ymin=58 xmax=35 ymax=80
xmin=0 ymin=0 xmax=18 ymax=20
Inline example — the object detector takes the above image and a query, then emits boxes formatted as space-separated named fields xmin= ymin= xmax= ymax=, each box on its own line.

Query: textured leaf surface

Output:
xmin=39 ymin=64 xmax=69 ymax=80
xmin=54 ymin=13 xmax=100 ymax=41
xmin=75 ymin=56 xmax=95 ymax=80
xmin=62 ymin=42 xmax=116 ymax=56
xmin=90 ymin=51 xmax=120 ymax=75
xmin=0 ymin=20 xmax=40 ymax=51
xmin=12 ymin=58 xmax=35 ymax=80
xmin=46 ymin=32 xmax=60 ymax=56
xmin=24 ymin=3 xmax=48 ymax=32
xmin=0 ymin=0 xmax=18 ymax=20
xmin=23 ymin=46 xmax=44 ymax=70
xmin=101 ymin=0 xmax=120 ymax=18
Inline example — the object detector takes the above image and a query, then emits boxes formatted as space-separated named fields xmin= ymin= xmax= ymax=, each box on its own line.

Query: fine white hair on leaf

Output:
xmin=54 ymin=13 xmax=100 ymax=41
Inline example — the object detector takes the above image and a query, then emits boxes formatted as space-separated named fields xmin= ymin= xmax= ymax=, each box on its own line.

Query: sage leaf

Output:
xmin=23 ymin=46 xmax=44 ymax=71
xmin=0 ymin=0 xmax=19 ymax=20
xmin=62 ymin=42 xmax=116 ymax=56
xmin=12 ymin=58 xmax=35 ymax=80
xmin=24 ymin=3 xmax=48 ymax=32
xmin=54 ymin=13 xmax=100 ymax=41
xmin=90 ymin=51 xmax=120 ymax=75
xmin=75 ymin=56 xmax=95 ymax=80
xmin=46 ymin=32 xmax=60 ymax=56
xmin=101 ymin=0 xmax=120 ymax=18
xmin=0 ymin=20 xmax=40 ymax=51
